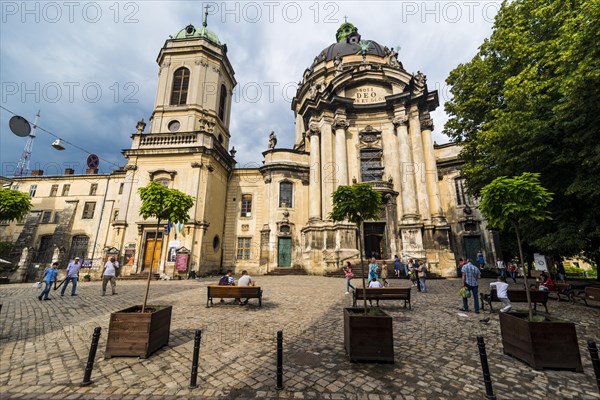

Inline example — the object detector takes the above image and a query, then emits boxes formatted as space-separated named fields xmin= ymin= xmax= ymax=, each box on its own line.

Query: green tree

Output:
xmin=0 ymin=188 xmax=32 ymax=222
xmin=444 ymin=0 xmax=600 ymax=278
xmin=329 ymin=184 xmax=382 ymax=312
xmin=138 ymin=181 xmax=194 ymax=311
xmin=479 ymin=173 xmax=553 ymax=320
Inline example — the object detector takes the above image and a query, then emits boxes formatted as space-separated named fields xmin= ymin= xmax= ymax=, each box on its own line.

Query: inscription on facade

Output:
xmin=349 ymin=86 xmax=387 ymax=104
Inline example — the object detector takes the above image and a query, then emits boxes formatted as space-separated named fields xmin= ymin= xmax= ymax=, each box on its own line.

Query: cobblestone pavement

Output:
xmin=1 ymin=276 xmax=599 ymax=399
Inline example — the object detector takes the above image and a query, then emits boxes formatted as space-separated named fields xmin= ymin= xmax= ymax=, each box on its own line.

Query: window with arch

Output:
xmin=279 ymin=182 xmax=293 ymax=208
xmin=170 ymin=67 xmax=190 ymax=105
xmin=69 ymin=235 xmax=89 ymax=260
xmin=218 ymin=84 xmax=227 ymax=121
xmin=155 ymin=178 xmax=170 ymax=188
xmin=241 ymin=194 xmax=252 ymax=217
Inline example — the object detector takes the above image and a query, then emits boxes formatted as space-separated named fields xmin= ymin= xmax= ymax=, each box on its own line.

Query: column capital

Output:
xmin=309 ymin=123 xmax=321 ymax=136
xmin=333 ymin=116 xmax=349 ymax=131
xmin=420 ymin=118 xmax=434 ymax=131
xmin=392 ymin=116 xmax=409 ymax=127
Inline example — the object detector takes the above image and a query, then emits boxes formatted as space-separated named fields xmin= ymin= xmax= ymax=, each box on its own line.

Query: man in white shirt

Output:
xmin=368 ymin=278 xmax=383 ymax=306
xmin=490 ymin=276 xmax=511 ymax=312
xmin=237 ymin=270 xmax=254 ymax=306
xmin=102 ymin=257 xmax=119 ymax=296
xmin=496 ymin=258 xmax=506 ymax=279
xmin=61 ymin=257 xmax=81 ymax=297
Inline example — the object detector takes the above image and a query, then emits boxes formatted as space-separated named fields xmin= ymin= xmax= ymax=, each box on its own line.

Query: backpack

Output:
xmin=218 ymin=275 xmax=229 ymax=286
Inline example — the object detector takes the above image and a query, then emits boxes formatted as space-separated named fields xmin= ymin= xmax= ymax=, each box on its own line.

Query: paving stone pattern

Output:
xmin=1 ymin=276 xmax=599 ymax=399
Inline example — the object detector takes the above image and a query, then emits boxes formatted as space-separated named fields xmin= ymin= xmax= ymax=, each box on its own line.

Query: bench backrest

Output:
xmin=585 ymin=286 xmax=600 ymax=299
xmin=355 ymin=287 xmax=411 ymax=299
xmin=490 ymin=289 xmax=547 ymax=302
xmin=208 ymin=285 xmax=261 ymax=297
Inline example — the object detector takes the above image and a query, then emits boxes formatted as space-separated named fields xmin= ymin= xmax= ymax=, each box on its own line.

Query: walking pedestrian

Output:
xmin=342 ymin=261 xmax=355 ymax=294
xmin=393 ymin=255 xmax=401 ymax=278
xmin=461 ymin=259 xmax=481 ymax=313
xmin=381 ymin=261 xmax=389 ymax=287
xmin=61 ymin=257 xmax=81 ymax=296
xmin=403 ymin=254 xmax=409 ymax=278
xmin=102 ymin=257 xmax=119 ymax=296
xmin=508 ymin=263 xmax=518 ymax=283
xmin=416 ymin=260 xmax=427 ymax=292
xmin=496 ymin=258 xmax=506 ymax=279
xmin=490 ymin=276 xmax=511 ymax=312
xmin=368 ymin=258 xmax=379 ymax=283
xmin=38 ymin=262 xmax=59 ymax=301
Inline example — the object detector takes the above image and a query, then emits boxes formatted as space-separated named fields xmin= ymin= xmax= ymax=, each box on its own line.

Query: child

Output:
xmin=381 ymin=261 xmax=389 ymax=287
xmin=490 ymin=276 xmax=511 ymax=312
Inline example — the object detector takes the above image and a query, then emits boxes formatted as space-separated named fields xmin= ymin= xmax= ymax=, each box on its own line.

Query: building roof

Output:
xmin=174 ymin=24 xmax=221 ymax=46
xmin=315 ymin=22 xmax=386 ymax=63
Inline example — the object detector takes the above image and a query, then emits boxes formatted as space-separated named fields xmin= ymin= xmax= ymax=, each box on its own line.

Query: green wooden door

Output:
xmin=464 ymin=236 xmax=480 ymax=264
xmin=278 ymin=237 xmax=292 ymax=267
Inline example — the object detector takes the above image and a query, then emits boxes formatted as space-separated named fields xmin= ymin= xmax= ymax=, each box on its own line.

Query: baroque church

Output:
xmin=1 ymin=20 xmax=497 ymax=280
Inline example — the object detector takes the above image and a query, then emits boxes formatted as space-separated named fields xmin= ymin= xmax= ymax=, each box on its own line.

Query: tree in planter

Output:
xmin=0 ymin=188 xmax=31 ymax=222
xmin=329 ymin=184 xmax=382 ymax=313
xmin=479 ymin=172 xmax=553 ymax=320
xmin=138 ymin=181 xmax=194 ymax=312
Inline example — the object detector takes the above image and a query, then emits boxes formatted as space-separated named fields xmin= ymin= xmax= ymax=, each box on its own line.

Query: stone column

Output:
xmin=309 ymin=123 xmax=322 ymax=221
xmin=393 ymin=115 xmax=418 ymax=222
xmin=420 ymin=114 xmax=445 ymax=224
xmin=333 ymin=112 xmax=349 ymax=188
xmin=321 ymin=121 xmax=334 ymax=219
xmin=409 ymin=105 xmax=431 ymax=222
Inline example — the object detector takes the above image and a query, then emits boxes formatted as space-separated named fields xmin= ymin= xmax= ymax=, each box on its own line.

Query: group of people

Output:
xmin=218 ymin=269 xmax=255 ymax=305
xmin=341 ymin=256 xmax=428 ymax=293
xmin=460 ymin=258 xmax=512 ymax=314
xmin=37 ymin=256 xmax=120 ymax=301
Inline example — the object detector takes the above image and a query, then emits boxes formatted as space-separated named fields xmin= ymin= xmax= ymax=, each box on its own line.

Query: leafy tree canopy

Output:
xmin=444 ymin=0 xmax=600 ymax=266
xmin=0 ymin=188 xmax=32 ymax=222
xmin=138 ymin=181 xmax=195 ymax=224
xmin=329 ymin=184 xmax=382 ymax=226
xmin=479 ymin=173 xmax=553 ymax=230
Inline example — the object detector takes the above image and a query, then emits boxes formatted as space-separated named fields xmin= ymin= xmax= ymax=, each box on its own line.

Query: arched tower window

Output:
xmin=279 ymin=182 xmax=293 ymax=208
xmin=170 ymin=67 xmax=190 ymax=105
xmin=218 ymin=84 xmax=227 ymax=121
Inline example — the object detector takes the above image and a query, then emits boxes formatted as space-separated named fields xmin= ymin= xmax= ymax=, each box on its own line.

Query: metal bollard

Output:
xmin=589 ymin=340 xmax=600 ymax=393
xmin=80 ymin=327 xmax=101 ymax=387
xmin=476 ymin=336 xmax=496 ymax=400
xmin=275 ymin=330 xmax=284 ymax=390
xmin=189 ymin=330 xmax=202 ymax=389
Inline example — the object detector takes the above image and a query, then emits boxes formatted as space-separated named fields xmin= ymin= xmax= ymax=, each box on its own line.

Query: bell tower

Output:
xmin=149 ymin=8 xmax=236 ymax=148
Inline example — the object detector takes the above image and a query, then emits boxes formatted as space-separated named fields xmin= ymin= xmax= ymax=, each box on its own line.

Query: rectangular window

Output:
xmin=12 ymin=185 xmax=20 ymax=191
xmin=455 ymin=178 xmax=478 ymax=206
xmin=62 ymin=184 xmax=70 ymax=196
xmin=49 ymin=184 xmax=58 ymax=197
xmin=241 ymin=194 xmax=252 ymax=217
xmin=360 ymin=148 xmax=384 ymax=182
xmin=82 ymin=202 xmax=96 ymax=219
xmin=118 ymin=182 xmax=124 ymax=194
xmin=41 ymin=211 xmax=52 ymax=224
xmin=236 ymin=237 xmax=252 ymax=260
xmin=29 ymin=184 xmax=37 ymax=197
xmin=89 ymin=183 xmax=98 ymax=196
xmin=279 ymin=182 xmax=293 ymax=208
xmin=53 ymin=212 xmax=60 ymax=224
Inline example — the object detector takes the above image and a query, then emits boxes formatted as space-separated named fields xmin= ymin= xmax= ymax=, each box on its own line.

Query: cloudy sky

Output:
xmin=1 ymin=1 xmax=500 ymax=176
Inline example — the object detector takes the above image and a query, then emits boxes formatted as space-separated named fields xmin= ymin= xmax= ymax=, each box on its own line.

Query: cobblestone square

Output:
xmin=1 ymin=276 xmax=599 ymax=399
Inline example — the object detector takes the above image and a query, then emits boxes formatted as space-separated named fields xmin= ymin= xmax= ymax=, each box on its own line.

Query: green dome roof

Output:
xmin=174 ymin=24 xmax=221 ymax=45
xmin=336 ymin=22 xmax=358 ymax=43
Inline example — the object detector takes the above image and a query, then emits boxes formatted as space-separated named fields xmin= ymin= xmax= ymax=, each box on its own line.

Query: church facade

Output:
xmin=1 ymin=21 xmax=496 ymax=279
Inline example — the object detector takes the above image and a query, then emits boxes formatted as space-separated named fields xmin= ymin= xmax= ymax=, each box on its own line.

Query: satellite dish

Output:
xmin=52 ymin=139 xmax=66 ymax=150
xmin=9 ymin=115 xmax=31 ymax=137
xmin=86 ymin=154 xmax=100 ymax=169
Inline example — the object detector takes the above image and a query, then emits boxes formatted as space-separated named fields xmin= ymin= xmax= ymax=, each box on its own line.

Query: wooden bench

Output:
xmin=572 ymin=286 xmax=600 ymax=306
xmin=480 ymin=289 xmax=549 ymax=312
xmin=352 ymin=287 xmax=411 ymax=309
xmin=206 ymin=285 xmax=263 ymax=307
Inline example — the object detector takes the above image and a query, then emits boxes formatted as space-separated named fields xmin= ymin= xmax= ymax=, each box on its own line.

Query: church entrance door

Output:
xmin=364 ymin=222 xmax=385 ymax=259
xmin=142 ymin=231 xmax=163 ymax=272
xmin=277 ymin=237 xmax=292 ymax=267
xmin=463 ymin=236 xmax=480 ymax=265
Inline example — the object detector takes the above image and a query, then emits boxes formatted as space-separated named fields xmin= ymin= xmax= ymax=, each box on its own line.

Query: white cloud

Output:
xmin=1 ymin=1 xmax=498 ymax=174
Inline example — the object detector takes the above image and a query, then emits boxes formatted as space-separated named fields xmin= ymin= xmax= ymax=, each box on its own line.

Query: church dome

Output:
xmin=174 ymin=24 xmax=221 ymax=46
xmin=314 ymin=22 xmax=386 ymax=63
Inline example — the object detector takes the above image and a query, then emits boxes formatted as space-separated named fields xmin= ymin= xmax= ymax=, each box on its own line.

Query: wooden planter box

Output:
xmin=105 ymin=305 xmax=172 ymax=359
xmin=343 ymin=307 xmax=394 ymax=363
xmin=499 ymin=312 xmax=582 ymax=372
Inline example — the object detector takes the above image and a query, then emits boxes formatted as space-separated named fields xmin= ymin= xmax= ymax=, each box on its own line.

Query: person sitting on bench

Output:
xmin=237 ymin=270 xmax=254 ymax=306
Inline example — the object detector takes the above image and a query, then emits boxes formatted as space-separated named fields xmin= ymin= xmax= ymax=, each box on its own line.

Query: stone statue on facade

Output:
xmin=415 ymin=71 xmax=427 ymax=87
xmin=136 ymin=118 xmax=146 ymax=134
xmin=268 ymin=131 xmax=277 ymax=149
xmin=384 ymin=46 xmax=401 ymax=67
xmin=333 ymin=56 xmax=344 ymax=75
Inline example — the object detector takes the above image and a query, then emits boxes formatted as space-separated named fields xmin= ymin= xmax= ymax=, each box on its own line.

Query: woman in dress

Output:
xmin=342 ymin=261 xmax=355 ymax=294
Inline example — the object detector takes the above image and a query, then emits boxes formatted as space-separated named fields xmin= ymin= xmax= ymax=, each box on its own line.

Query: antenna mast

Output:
xmin=15 ymin=110 xmax=40 ymax=177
